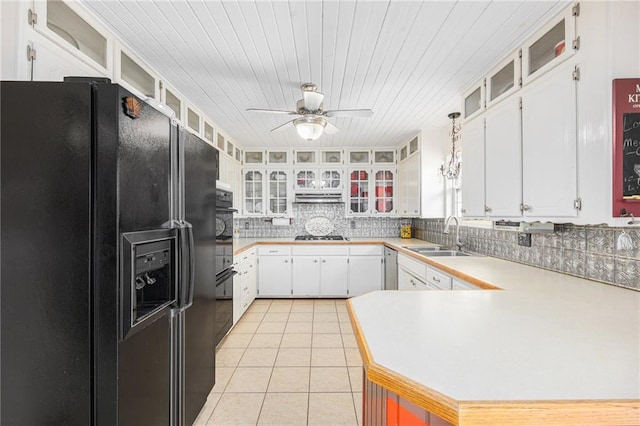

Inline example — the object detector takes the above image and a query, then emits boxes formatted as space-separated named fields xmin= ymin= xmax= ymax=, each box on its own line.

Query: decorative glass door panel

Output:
xmin=374 ymin=170 xmax=394 ymax=214
xmin=268 ymin=171 xmax=289 ymax=215
xmin=244 ymin=170 xmax=263 ymax=215
xmin=295 ymin=170 xmax=317 ymax=190
xmin=319 ymin=170 xmax=342 ymax=190
xmin=349 ymin=170 xmax=370 ymax=214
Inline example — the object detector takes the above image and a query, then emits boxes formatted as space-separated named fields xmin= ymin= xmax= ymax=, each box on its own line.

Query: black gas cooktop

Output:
xmin=294 ymin=235 xmax=345 ymax=241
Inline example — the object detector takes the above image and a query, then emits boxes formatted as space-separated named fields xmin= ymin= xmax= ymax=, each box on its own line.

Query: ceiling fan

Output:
xmin=246 ymin=83 xmax=373 ymax=141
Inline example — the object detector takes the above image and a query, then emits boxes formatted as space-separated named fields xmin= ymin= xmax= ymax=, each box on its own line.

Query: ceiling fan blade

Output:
xmin=303 ymin=91 xmax=325 ymax=111
xmin=247 ymin=108 xmax=299 ymax=115
xmin=270 ymin=119 xmax=296 ymax=133
xmin=324 ymin=121 xmax=340 ymax=135
xmin=324 ymin=109 xmax=373 ymax=118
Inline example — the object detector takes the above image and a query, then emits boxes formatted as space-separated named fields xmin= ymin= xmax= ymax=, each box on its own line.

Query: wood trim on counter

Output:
xmin=347 ymin=296 xmax=640 ymax=426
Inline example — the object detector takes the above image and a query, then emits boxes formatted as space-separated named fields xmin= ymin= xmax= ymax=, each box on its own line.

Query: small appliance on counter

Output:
xmin=401 ymin=224 xmax=412 ymax=238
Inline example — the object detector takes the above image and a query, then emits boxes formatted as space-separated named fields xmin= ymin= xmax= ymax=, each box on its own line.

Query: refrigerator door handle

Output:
xmin=183 ymin=221 xmax=195 ymax=309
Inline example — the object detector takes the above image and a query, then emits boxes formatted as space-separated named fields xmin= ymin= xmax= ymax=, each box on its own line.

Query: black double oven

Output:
xmin=214 ymin=188 xmax=236 ymax=346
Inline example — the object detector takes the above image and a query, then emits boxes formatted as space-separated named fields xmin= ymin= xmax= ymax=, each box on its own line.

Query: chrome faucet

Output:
xmin=443 ymin=215 xmax=463 ymax=251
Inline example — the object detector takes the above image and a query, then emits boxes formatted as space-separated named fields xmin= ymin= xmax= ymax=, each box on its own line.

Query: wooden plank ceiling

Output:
xmin=81 ymin=0 xmax=569 ymax=148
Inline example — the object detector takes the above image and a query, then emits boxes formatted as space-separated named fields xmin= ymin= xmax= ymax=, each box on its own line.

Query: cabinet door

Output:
xmin=521 ymin=64 xmax=577 ymax=217
xmin=348 ymin=256 xmax=383 ymax=296
xmin=398 ymin=154 xmax=420 ymax=216
xmin=373 ymin=169 xmax=396 ymax=215
xmin=348 ymin=169 xmax=371 ymax=215
xmin=257 ymin=256 xmax=291 ymax=296
xmin=30 ymin=35 xmax=107 ymax=82
xmin=243 ymin=169 xmax=264 ymax=215
xmin=461 ymin=116 xmax=486 ymax=217
xmin=319 ymin=257 xmax=348 ymax=296
xmin=292 ymin=257 xmax=320 ymax=296
xmin=267 ymin=170 xmax=290 ymax=216
xmin=485 ymin=97 xmax=522 ymax=217
xmin=319 ymin=169 xmax=343 ymax=190
xmin=294 ymin=169 xmax=317 ymax=191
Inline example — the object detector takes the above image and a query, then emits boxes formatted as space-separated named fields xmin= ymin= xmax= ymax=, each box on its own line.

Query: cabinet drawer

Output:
xmin=426 ymin=266 xmax=452 ymax=290
xmin=291 ymin=245 xmax=349 ymax=256
xmin=398 ymin=253 xmax=427 ymax=278
xmin=399 ymin=268 xmax=433 ymax=291
xmin=257 ymin=245 xmax=291 ymax=256
xmin=349 ymin=245 xmax=383 ymax=256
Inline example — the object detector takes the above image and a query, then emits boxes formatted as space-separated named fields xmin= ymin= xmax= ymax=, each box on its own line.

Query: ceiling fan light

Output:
xmin=294 ymin=117 xmax=326 ymax=141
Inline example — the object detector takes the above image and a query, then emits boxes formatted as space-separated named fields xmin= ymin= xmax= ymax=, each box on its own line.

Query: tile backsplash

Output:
xmin=235 ymin=204 xmax=408 ymax=239
xmin=412 ymin=218 xmax=640 ymax=291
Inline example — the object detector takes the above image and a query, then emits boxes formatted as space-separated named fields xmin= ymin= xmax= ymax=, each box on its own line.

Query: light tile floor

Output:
xmin=193 ymin=299 xmax=363 ymax=426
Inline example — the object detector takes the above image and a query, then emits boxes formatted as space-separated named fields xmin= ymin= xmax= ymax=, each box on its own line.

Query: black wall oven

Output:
xmin=214 ymin=188 xmax=236 ymax=346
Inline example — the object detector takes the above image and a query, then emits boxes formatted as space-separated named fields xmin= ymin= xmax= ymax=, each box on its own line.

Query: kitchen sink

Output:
xmin=421 ymin=250 xmax=471 ymax=257
xmin=405 ymin=246 xmax=473 ymax=257
xmin=404 ymin=246 xmax=440 ymax=253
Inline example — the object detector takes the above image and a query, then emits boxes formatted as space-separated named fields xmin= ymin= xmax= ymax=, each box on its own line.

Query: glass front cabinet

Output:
xmin=293 ymin=168 xmax=343 ymax=192
xmin=347 ymin=168 xmax=397 ymax=216
xmin=266 ymin=170 xmax=291 ymax=216
xmin=243 ymin=169 xmax=264 ymax=216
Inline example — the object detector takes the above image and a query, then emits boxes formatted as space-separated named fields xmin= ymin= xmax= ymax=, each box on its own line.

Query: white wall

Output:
xmin=419 ymin=127 xmax=448 ymax=218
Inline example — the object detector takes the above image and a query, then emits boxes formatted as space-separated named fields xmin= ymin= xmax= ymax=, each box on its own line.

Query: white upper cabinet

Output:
xmin=243 ymin=169 xmax=265 ymax=216
xmin=463 ymin=85 xmax=484 ymax=121
xmin=267 ymin=150 xmax=290 ymax=166
xmin=203 ymin=121 xmax=214 ymax=145
xmin=486 ymin=54 xmax=520 ymax=108
xmin=186 ymin=106 xmax=202 ymax=135
xmin=320 ymin=150 xmax=343 ymax=165
xmin=245 ymin=150 xmax=265 ymax=165
xmin=398 ymin=152 xmax=420 ymax=217
xmin=521 ymin=61 xmax=578 ymax=218
xmin=484 ymin=96 xmax=522 ymax=217
xmin=294 ymin=150 xmax=317 ymax=165
xmin=348 ymin=150 xmax=370 ymax=165
xmin=163 ymin=86 xmax=183 ymax=122
xmin=522 ymin=6 xmax=577 ymax=85
xmin=461 ymin=116 xmax=486 ymax=217
xmin=33 ymin=0 xmax=110 ymax=73
xmin=119 ymin=48 xmax=157 ymax=99
xmin=266 ymin=170 xmax=291 ymax=216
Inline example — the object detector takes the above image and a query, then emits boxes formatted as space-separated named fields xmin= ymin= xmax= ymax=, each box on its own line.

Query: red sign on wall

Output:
xmin=612 ymin=78 xmax=640 ymax=217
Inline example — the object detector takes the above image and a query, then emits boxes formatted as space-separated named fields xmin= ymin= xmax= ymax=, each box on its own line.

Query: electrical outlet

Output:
xmin=244 ymin=221 xmax=249 ymax=229
xmin=350 ymin=220 xmax=356 ymax=229
xmin=518 ymin=233 xmax=532 ymax=247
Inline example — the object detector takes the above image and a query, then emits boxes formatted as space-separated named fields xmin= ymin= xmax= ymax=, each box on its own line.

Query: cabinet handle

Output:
xmin=461 ymin=208 xmax=466 ymax=214
xmin=410 ymin=279 xmax=416 ymax=287
xmin=284 ymin=259 xmax=289 ymax=263
xmin=269 ymin=250 xmax=278 ymax=253
xmin=432 ymin=276 xmax=440 ymax=283
xmin=485 ymin=205 xmax=492 ymax=213
xmin=322 ymin=259 xmax=326 ymax=263
xmin=313 ymin=259 xmax=318 ymax=263
xmin=521 ymin=204 xmax=531 ymax=212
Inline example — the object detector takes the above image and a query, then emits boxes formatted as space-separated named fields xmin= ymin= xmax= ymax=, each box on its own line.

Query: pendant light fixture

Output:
xmin=439 ymin=112 xmax=462 ymax=180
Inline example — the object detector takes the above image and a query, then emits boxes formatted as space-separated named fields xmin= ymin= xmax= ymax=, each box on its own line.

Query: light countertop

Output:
xmin=229 ymin=237 xmax=640 ymax=424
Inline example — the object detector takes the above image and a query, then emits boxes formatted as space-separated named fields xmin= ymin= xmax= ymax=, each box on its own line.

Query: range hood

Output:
xmin=294 ymin=193 xmax=344 ymax=204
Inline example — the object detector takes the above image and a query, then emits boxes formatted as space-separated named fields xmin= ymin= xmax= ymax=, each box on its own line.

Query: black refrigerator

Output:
xmin=0 ymin=79 xmax=218 ymax=425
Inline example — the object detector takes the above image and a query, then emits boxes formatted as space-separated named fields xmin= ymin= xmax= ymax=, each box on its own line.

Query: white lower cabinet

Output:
xmin=399 ymin=268 xmax=435 ymax=290
xmin=258 ymin=244 xmax=383 ymax=298
xmin=319 ymin=257 xmax=349 ymax=296
xmin=348 ymin=246 xmax=384 ymax=296
xmin=291 ymin=257 xmax=321 ymax=296
xmin=257 ymin=246 xmax=292 ymax=297
xmin=398 ymin=253 xmax=470 ymax=291
xmin=233 ymin=248 xmax=257 ymax=324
